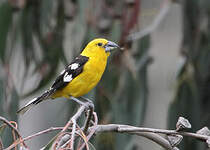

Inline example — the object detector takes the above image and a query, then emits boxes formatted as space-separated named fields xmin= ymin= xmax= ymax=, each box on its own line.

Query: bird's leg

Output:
xmin=79 ymin=96 xmax=92 ymax=104
xmin=70 ymin=96 xmax=94 ymax=110
xmin=81 ymin=97 xmax=94 ymax=134
xmin=71 ymin=96 xmax=94 ymax=130
xmin=70 ymin=96 xmax=94 ymax=118
xmin=78 ymin=96 xmax=94 ymax=120
xmin=70 ymin=96 xmax=95 ymax=147
xmin=80 ymin=96 xmax=94 ymax=110
xmin=70 ymin=96 xmax=87 ymax=106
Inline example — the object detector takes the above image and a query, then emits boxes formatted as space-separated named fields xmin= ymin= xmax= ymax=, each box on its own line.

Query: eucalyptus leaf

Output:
xmin=41 ymin=134 xmax=59 ymax=150
xmin=0 ymin=2 xmax=13 ymax=62
xmin=0 ymin=124 xmax=6 ymax=136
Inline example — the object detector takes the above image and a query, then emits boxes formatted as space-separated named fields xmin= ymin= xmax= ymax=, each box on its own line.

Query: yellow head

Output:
xmin=81 ymin=38 xmax=119 ymax=58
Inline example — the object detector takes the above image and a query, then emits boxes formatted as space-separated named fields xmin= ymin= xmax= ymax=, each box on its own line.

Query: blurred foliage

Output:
xmin=0 ymin=2 xmax=12 ymax=62
xmin=0 ymin=0 xmax=149 ymax=149
xmin=168 ymin=0 xmax=210 ymax=149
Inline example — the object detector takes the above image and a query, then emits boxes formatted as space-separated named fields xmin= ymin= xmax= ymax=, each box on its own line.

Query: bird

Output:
xmin=17 ymin=38 xmax=120 ymax=114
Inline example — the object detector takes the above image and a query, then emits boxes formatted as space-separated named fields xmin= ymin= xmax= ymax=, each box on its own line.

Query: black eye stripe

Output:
xmin=97 ymin=43 xmax=103 ymax=46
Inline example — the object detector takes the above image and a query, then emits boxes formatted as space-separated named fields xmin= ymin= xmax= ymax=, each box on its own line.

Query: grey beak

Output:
xmin=104 ymin=41 xmax=120 ymax=52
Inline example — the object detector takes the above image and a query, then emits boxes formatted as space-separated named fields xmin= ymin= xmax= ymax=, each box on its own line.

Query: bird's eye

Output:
xmin=97 ymin=43 xmax=103 ymax=46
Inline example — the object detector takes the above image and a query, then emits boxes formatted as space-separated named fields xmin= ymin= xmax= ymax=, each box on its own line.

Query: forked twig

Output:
xmin=0 ymin=117 xmax=27 ymax=149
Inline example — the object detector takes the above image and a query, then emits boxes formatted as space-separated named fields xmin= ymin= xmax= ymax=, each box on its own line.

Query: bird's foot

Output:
xmin=70 ymin=96 xmax=94 ymax=110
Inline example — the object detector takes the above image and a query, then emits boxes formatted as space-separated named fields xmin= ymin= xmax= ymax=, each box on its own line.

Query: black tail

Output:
xmin=17 ymin=89 xmax=55 ymax=115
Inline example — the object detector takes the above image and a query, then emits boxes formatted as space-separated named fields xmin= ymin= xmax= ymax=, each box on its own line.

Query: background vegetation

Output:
xmin=0 ymin=0 xmax=209 ymax=149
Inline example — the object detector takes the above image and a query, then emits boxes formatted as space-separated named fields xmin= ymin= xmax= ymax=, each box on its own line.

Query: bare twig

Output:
xmin=93 ymin=124 xmax=209 ymax=141
xmin=83 ymin=103 xmax=94 ymax=134
xmin=76 ymin=125 xmax=89 ymax=150
xmin=61 ymin=105 xmax=85 ymax=133
xmin=0 ymin=117 xmax=21 ymax=139
xmin=78 ymin=112 xmax=98 ymax=150
xmin=6 ymin=127 xmax=71 ymax=150
xmin=0 ymin=117 xmax=27 ymax=149
xmin=5 ymin=116 xmax=210 ymax=150
xmin=88 ymin=124 xmax=210 ymax=149
xmin=60 ymin=97 xmax=94 ymax=150
xmin=86 ymin=123 xmax=175 ymax=150
xmin=55 ymin=133 xmax=71 ymax=149
xmin=4 ymin=102 xmax=210 ymax=150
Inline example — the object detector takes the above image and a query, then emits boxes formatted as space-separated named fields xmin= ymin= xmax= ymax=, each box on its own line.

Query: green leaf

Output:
xmin=41 ymin=134 xmax=59 ymax=150
xmin=20 ymin=6 xmax=35 ymax=66
xmin=110 ymin=20 xmax=121 ymax=42
xmin=0 ymin=78 xmax=18 ymax=147
xmin=0 ymin=2 xmax=13 ymax=62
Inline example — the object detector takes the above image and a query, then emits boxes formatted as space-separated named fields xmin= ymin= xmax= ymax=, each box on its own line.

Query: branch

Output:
xmin=5 ymin=127 xmax=69 ymax=150
xmin=0 ymin=116 xmax=27 ymax=149
xmin=93 ymin=124 xmax=209 ymax=140
xmin=83 ymin=102 xmax=94 ymax=134
xmin=55 ymin=97 xmax=94 ymax=150
xmin=4 ymin=101 xmax=210 ymax=150
xmin=86 ymin=117 xmax=209 ymax=149
xmin=0 ymin=117 xmax=21 ymax=139
xmin=5 ymin=115 xmax=210 ymax=150
xmin=91 ymin=124 xmax=174 ymax=150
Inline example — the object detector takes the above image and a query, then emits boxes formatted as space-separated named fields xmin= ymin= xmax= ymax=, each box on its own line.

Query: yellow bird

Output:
xmin=17 ymin=38 xmax=119 ymax=114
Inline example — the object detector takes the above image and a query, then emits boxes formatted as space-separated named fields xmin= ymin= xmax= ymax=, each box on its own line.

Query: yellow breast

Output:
xmin=52 ymin=51 xmax=109 ymax=98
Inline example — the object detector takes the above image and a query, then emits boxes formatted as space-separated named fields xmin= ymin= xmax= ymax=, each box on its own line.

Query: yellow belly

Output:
xmin=51 ymin=57 xmax=107 ymax=98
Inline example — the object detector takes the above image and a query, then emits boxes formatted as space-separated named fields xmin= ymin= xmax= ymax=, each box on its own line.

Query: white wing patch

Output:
xmin=60 ymin=69 xmax=65 ymax=75
xmin=26 ymin=97 xmax=37 ymax=106
xmin=70 ymin=63 xmax=79 ymax=70
xmin=63 ymin=72 xmax=73 ymax=82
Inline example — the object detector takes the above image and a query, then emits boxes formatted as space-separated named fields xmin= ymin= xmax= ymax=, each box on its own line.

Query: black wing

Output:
xmin=51 ymin=55 xmax=89 ymax=91
xmin=17 ymin=55 xmax=89 ymax=114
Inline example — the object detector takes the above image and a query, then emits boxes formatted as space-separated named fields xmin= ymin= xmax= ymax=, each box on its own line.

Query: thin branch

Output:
xmin=93 ymin=124 xmax=209 ymax=141
xmin=5 ymin=127 xmax=71 ymax=150
xmin=61 ymin=97 xmax=94 ymax=150
xmin=83 ymin=103 xmax=94 ymax=134
xmin=78 ymin=112 xmax=98 ymax=150
xmin=0 ymin=117 xmax=21 ymax=139
xmin=4 ymin=102 xmax=210 ymax=150
xmin=0 ymin=117 xmax=27 ymax=148
xmin=61 ymin=104 xmax=85 ymax=132
xmin=5 ymin=118 xmax=210 ymax=150
xmin=89 ymin=124 xmax=210 ymax=149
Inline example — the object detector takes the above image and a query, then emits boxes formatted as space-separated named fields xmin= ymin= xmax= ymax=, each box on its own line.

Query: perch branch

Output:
xmin=4 ymin=103 xmax=210 ymax=150
xmin=6 ymin=119 xmax=210 ymax=150
xmin=93 ymin=124 xmax=209 ymax=141
xmin=60 ymin=97 xmax=94 ymax=150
